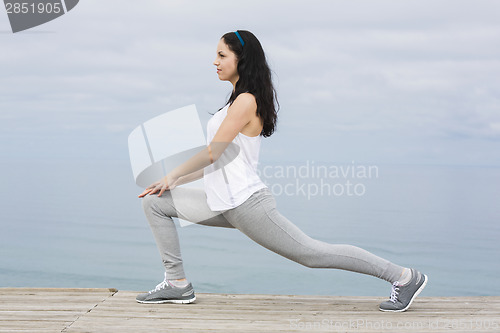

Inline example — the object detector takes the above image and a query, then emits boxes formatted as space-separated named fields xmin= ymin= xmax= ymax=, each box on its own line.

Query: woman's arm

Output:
xmin=140 ymin=93 xmax=257 ymax=197
xmin=174 ymin=169 xmax=204 ymax=186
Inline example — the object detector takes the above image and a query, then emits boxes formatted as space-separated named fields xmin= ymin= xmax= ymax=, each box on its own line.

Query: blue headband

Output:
xmin=234 ymin=31 xmax=245 ymax=46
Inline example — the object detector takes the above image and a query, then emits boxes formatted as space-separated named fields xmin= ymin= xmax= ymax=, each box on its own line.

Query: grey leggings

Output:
xmin=141 ymin=187 xmax=404 ymax=283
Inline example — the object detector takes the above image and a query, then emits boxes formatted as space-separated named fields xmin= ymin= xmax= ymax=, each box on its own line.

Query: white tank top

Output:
xmin=203 ymin=104 xmax=267 ymax=211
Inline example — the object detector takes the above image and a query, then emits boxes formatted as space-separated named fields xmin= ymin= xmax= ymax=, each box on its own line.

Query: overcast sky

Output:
xmin=1 ymin=0 xmax=500 ymax=167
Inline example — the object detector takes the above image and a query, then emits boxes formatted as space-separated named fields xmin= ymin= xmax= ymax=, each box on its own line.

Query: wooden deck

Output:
xmin=0 ymin=288 xmax=498 ymax=332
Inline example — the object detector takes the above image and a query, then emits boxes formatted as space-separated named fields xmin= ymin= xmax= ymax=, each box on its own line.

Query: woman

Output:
xmin=136 ymin=30 xmax=427 ymax=312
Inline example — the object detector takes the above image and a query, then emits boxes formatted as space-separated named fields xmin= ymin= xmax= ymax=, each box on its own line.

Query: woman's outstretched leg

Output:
xmin=223 ymin=188 xmax=404 ymax=282
xmin=223 ymin=188 xmax=427 ymax=311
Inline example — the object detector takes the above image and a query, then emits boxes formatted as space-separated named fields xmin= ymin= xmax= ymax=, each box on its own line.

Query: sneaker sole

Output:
xmin=379 ymin=274 xmax=428 ymax=313
xmin=136 ymin=295 xmax=196 ymax=304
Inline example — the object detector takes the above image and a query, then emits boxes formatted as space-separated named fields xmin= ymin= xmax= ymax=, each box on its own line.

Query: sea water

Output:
xmin=0 ymin=158 xmax=499 ymax=296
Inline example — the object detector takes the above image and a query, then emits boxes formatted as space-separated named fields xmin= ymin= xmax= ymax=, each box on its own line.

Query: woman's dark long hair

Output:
xmin=221 ymin=30 xmax=279 ymax=137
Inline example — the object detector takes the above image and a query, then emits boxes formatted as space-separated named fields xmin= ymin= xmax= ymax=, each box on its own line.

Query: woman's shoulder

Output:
xmin=232 ymin=92 xmax=257 ymax=108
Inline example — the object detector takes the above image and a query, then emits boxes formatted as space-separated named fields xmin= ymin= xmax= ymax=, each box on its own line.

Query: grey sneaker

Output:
xmin=379 ymin=269 xmax=428 ymax=312
xmin=136 ymin=273 xmax=196 ymax=304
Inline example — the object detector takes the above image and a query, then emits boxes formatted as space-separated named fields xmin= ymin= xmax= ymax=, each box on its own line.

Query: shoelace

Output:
xmin=389 ymin=281 xmax=400 ymax=303
xmin=148 ymin=272 xmax=169 ymax=294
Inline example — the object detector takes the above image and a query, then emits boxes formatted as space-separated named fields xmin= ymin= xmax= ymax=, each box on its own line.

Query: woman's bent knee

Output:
xmin=141 ymin=193 xmax=177 ymax=218
xmin=141 ymin=194 xmax=156 ymax=212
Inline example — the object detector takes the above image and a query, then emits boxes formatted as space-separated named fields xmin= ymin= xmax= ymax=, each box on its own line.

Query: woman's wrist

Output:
xmin=163 ymin=174 xmax=172 ymax=184
xmin=164 ymin=172 xmax=180 ymax=183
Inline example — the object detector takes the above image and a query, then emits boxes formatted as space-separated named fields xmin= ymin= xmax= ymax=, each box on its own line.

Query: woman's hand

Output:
xmin=138 ymin=174 xmax=179 ymax=198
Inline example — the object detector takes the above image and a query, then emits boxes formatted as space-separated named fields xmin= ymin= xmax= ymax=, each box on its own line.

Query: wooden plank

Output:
xmin=0 ymin=288 xmax=498 ymax=332
xmin=0 ymin=288 xmax=116 ymax=333
xmin=0 ymin=288 xmax=118 ymax=294
xmin=70 ymin=291 xmax=500 ymax=332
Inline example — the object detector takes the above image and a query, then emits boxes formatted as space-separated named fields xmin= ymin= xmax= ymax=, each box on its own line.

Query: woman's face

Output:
xmin=213 ymin=39 xmax=239 ymax=85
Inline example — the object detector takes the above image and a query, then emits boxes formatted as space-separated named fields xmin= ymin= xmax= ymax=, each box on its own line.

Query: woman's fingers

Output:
xmin=138 ymin=184 xmax=160 ymax=198
xmin=138 ymin=179 xmax=173 ymax=198
xmin=138 ymin=188 xmax=153 ymax=198
xmin=158 ymin=183 xmax=171 ymax=197
xmin=158 ymin=187 xmax=166 ymax=197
